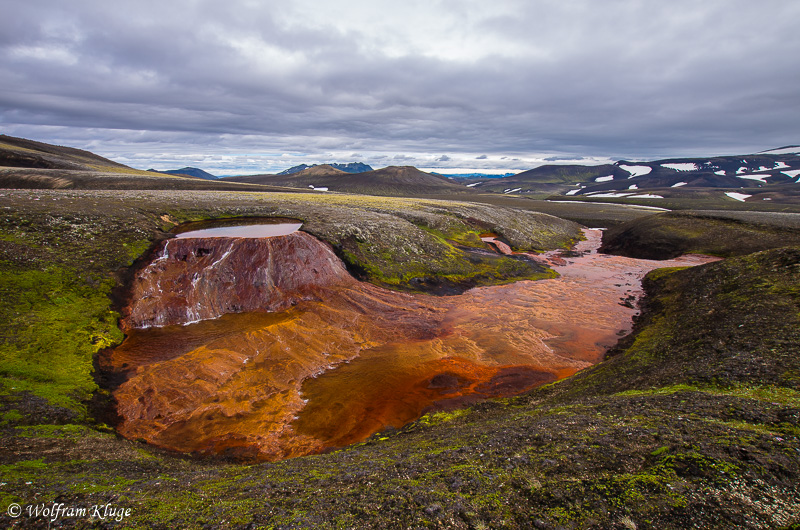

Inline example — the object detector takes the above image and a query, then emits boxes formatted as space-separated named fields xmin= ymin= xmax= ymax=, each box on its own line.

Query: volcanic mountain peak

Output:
xmin=278 ymin=162 xmax=373 ymax=175
xmin=293 ymin=164 xmax=348 ymax=177
xmin=367 ymin=165 xmax=450 ymax=181
xmin=222 ymin=164 xmax=471 ymax=197
xmin=148 ymin=167 xmax=218 ymax=180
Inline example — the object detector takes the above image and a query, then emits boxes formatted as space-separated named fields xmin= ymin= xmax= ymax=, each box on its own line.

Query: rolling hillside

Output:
xmin=0 ymin=134 xmax=135 ymax=172
xmin=148 ymin=167 xmax=219 ymax=180
xmin=567 ymin=150 xmax=800 ymax=201
xmin=0 ymin=135 xmax=310 ymax=193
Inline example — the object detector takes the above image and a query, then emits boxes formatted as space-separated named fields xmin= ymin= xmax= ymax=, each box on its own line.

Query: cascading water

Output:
xmin=121 ymin=230 xmax=351 ymax=329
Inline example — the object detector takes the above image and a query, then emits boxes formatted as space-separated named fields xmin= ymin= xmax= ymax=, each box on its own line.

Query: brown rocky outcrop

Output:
xmin=120 ymin=231 xmax=352 ymax=329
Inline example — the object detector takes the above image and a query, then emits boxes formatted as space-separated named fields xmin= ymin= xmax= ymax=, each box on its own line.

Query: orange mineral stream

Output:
xmin=106 ymin=228 xmax=718 ymax=461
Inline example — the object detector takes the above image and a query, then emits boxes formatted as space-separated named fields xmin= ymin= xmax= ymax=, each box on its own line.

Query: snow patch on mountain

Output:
xmin=737 ymin=174 xmax=769 ymax=183
xmin=619 ymin=165 xmax=652 ymax=178
xmin=662 ymin=163 xmax=698 ymax=172
xmin=585 ymin=192 xmax=634 ymax=198
xmin=725 ymin=192 xmax=751 ymax=202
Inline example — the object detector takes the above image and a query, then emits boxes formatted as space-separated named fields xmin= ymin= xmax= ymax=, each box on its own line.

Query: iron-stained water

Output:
xmin=109 ymin=229 xmax=719 ymax=460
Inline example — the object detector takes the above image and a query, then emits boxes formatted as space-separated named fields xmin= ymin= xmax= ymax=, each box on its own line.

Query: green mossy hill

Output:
xmin=601 ymin=210 xmax=800 ymax=259
xmin=314 ymin=198 xmax=579 ymax=291
xmin=0 ymin=267 xmax=122 ymax=416
xmin=0 ymin=189 xmax=578 ymax=413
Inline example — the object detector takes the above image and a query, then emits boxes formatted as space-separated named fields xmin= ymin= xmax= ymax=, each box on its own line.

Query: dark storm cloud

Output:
xmin=1 ymin=0 xmax=798 ymax=172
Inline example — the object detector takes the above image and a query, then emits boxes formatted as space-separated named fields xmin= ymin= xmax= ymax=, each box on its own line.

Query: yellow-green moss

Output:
xmin=0 ymin=264 xmax=123 ymax=413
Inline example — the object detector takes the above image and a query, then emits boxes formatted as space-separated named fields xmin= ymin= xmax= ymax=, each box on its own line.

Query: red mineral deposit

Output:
xmin=106 ymin=227 xmax=718 ymax=460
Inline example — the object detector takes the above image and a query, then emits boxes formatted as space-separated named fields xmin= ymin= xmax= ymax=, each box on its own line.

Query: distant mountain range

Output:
xmin=1 ymin=134 xmax=798 ymax=204
xmin=223 ymin=164 xmax=470 ymax=196
xmin=147 ymin=167 xmax=218 ymax=180
xmin=465 ymin=146 xmax=800 ymax=204
xmin=278 ymin=162 xmax=373 ymax=175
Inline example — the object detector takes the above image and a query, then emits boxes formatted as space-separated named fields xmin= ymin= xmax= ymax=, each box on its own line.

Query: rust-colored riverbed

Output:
xmin=106 ymin=228 xmax=717 ymax=460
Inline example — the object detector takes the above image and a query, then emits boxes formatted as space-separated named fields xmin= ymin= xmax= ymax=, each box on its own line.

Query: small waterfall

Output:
xmin=121 ymin=231 xmax=353 ymax=330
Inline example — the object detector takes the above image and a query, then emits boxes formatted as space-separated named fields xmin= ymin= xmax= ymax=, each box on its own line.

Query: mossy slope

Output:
xmin=601 ymin=210 xmax=800 ymax=259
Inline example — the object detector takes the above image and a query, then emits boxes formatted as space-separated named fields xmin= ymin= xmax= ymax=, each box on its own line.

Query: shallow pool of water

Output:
xmin=175 ymin=222 xmax=303 ymax=239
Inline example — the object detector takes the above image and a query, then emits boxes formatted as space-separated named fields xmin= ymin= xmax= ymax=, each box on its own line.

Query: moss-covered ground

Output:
xmin=1 ymin=190 xmax=799 ymax=528
xmin=601 ymin=210 xmax=800 ymax=259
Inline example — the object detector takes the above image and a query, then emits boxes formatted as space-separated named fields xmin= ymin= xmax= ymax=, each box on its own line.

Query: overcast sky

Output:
xmin=1 ymin=0 xmax=798 ymax=175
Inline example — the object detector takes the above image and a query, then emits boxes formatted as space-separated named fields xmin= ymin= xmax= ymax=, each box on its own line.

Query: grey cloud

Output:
xmin=544 ymin=156 xmax=585 ymax=162
xmin=1 ymin=0 xmax=798 ymax=172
